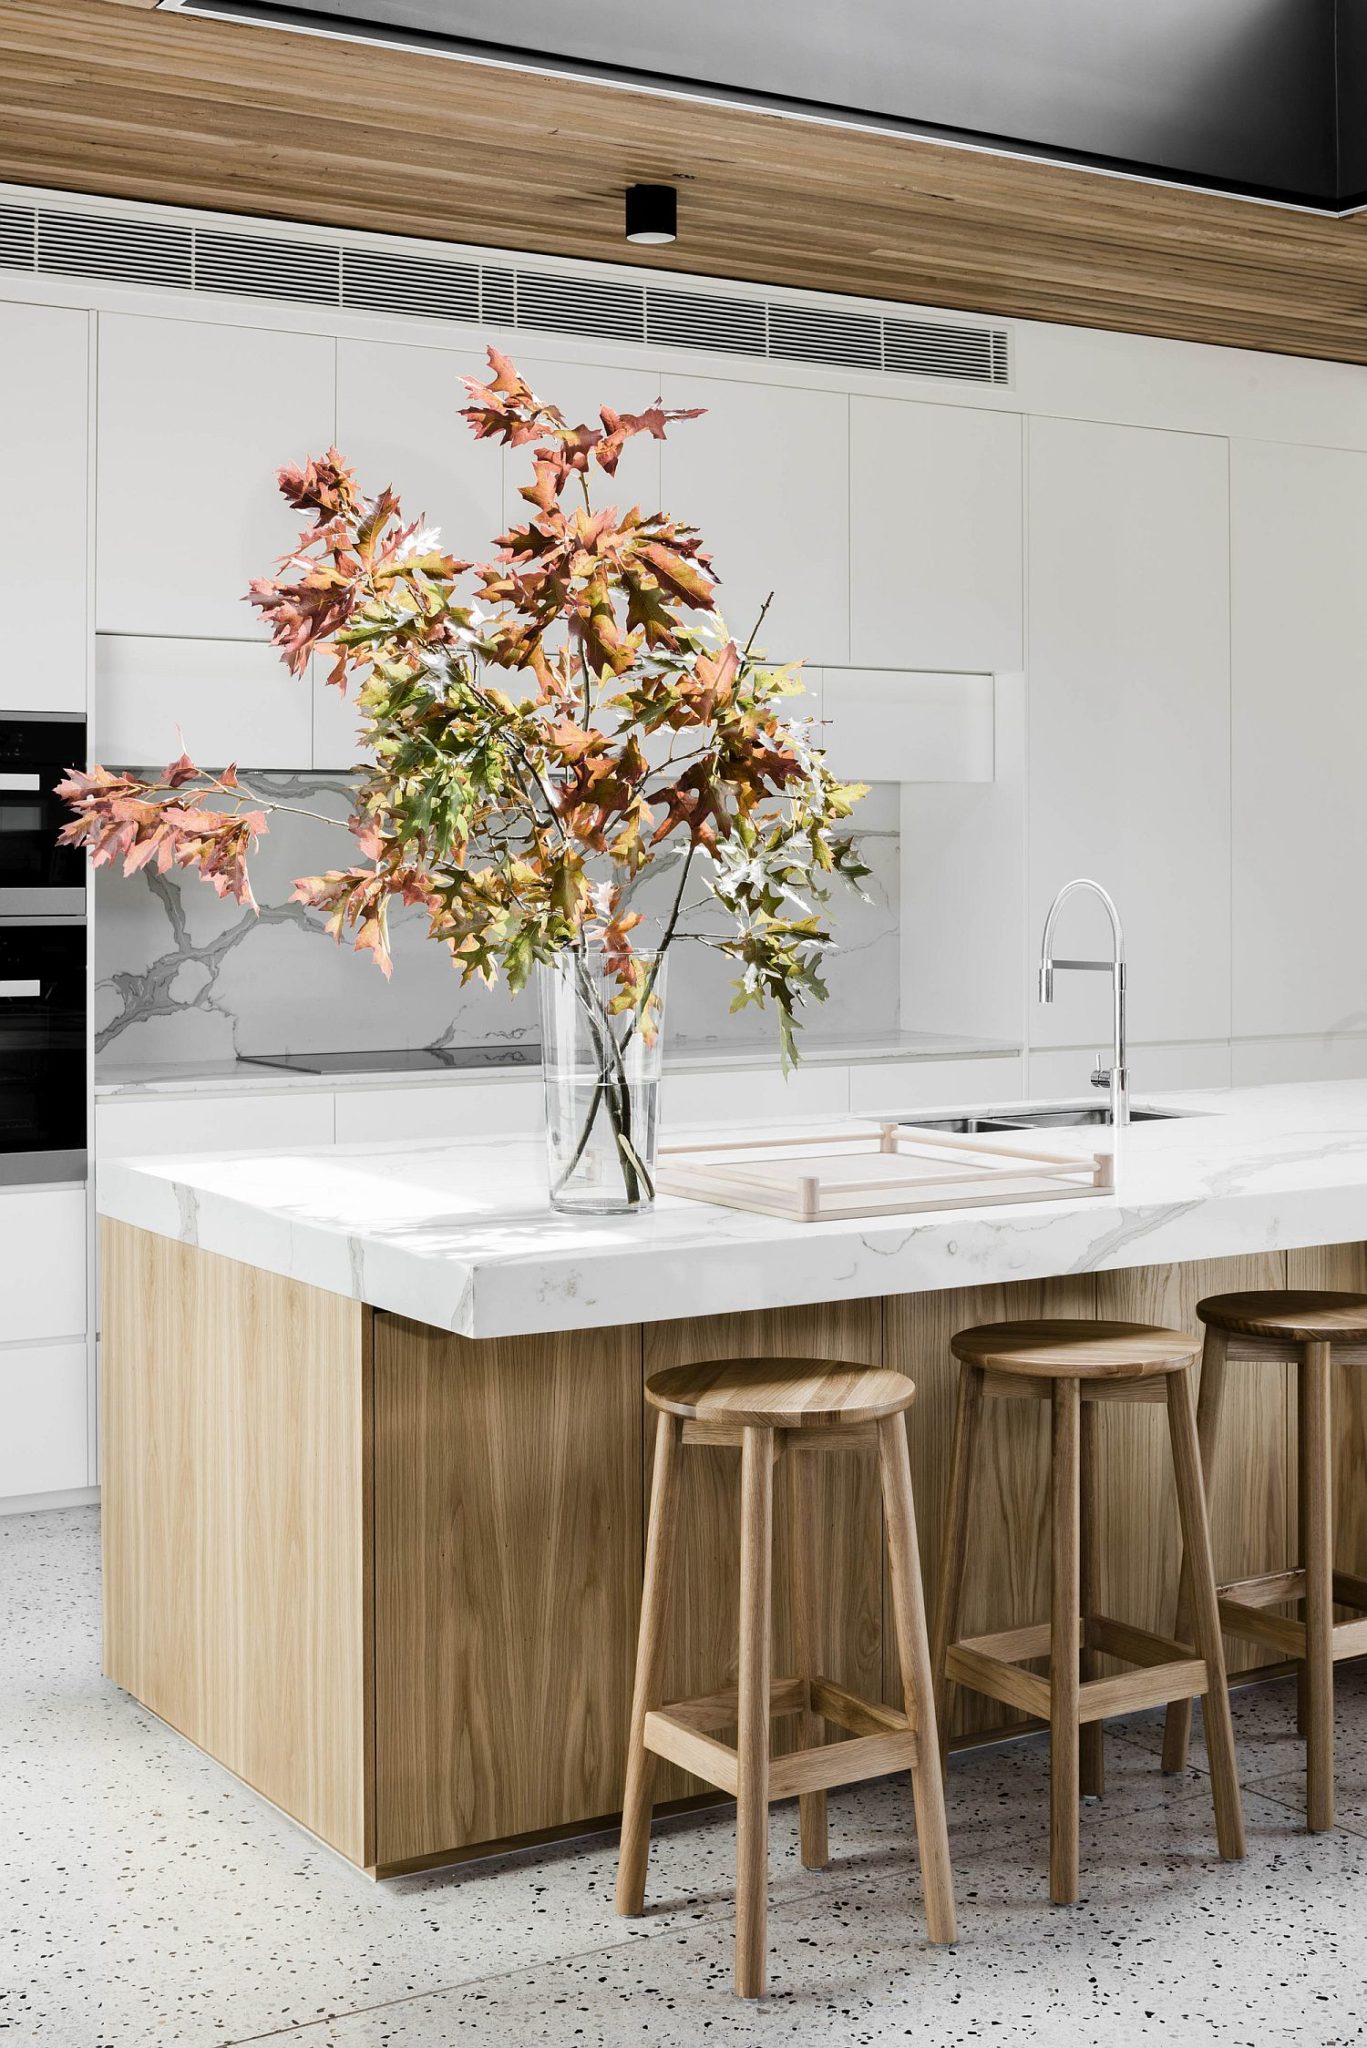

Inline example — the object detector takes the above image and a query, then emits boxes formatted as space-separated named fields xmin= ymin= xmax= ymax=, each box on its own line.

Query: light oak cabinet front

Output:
xmin=95 ymin=313 xmax=336 ymax=639
xmin=0 ymin=301 xmax=90 ymax=713
xmin=849 ymin=397 xmax=1022 ymax=673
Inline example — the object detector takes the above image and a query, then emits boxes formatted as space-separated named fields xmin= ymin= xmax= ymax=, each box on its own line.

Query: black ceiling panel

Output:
xmin=162 ymin=0 xmax=1366 ymax=212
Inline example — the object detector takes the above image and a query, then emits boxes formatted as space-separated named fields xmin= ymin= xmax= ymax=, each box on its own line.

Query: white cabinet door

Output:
xmin=820 ymin=670 xmax=994 ymax=783
xmin=0 ymin=1188 xmax=86 ymax=1342
xmin=1231 ymin=440 xmax=1367 ymax=1038
xmin=1027 ymin=417 xmax=1230 ymax=1049
xmin=0 ymin=1343 xmax=90 ymax=1500
xmin=849 ymin=398 xmax=1021 ymax=672
xmin=95 ymin=635 xmax=313 ymax=770
xmin=96 ymin=314 xmax=336 ymax=639
xmin=659 ymin=372 xmax=849 ymax=666
xmin=95 ymin=1089 xmax=336 ymax=1158
xmin=0 ymin=302 xmax=89 ymax=713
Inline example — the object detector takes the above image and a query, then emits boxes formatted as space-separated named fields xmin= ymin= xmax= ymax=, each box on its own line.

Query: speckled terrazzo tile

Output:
xmin=1114 ymin=1665 xmax=1367 ymax=1814
xmin=250 ymin=1786 xmax=1367 ymax=2048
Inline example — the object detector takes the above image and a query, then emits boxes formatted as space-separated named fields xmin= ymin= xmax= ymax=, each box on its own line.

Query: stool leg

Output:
xmin=1079 ymin=1398 xmax=1104 ymax=1800
xmin=931 ymin=1362 xmax=985 ymax=1776
xmin=1162 ymin=1325 xmax=1228 ymax=1774
xmin=878 ymin=1413 xmax=957 ymax=1946
xmin=787 ymin=1448 xmax=829 ymax=1869
xmin=735 ymin=1425 xmax=774 ymax=2000
xmin=1166 ymin=1368 xmax=1246 ymax=1862
xmin=1050 ymin=1377 xmax=1082 ymax=1905
xmin=1301 ymin=1342 xmax=1335 ymax=1833
xmin=616 ymin=1412 xmax=682 ymax=1915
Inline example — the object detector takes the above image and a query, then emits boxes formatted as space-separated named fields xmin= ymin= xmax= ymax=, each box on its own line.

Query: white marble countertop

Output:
xmin=96 ymin=1081 xmax=1367 ymax=1340
xmin=94 ymin=1029 xmax=1017 ymax=1098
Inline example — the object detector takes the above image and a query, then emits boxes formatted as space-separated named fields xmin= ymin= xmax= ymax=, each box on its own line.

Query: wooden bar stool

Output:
xmin=616 ymin=1357 xmax=956 ymax=2001
xmin=932 ymin=1320 xmax=1246 ymax=1906
xmin=1162 ymin=1291 xmax=1367 ymax=1831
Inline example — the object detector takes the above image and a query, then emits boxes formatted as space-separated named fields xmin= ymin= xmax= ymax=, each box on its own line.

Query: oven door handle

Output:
xmin=0 ymin=980 xmax=42 ymax=998
xmin=0 ymin=773 xmax=42 ymax=792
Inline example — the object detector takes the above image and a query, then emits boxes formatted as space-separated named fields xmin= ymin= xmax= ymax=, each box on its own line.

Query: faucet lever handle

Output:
xmin=1090 ymin=1053 xmax=1112 ymax=1090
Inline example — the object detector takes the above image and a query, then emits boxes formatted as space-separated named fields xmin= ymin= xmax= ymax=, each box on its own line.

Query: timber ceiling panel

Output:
xmin=2 ymin=0 xmax=1367 ymax=364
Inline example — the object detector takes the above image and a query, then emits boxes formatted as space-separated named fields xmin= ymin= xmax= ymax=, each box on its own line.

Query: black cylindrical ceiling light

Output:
xmin=625 ymin=183 xmax=678 ymax=246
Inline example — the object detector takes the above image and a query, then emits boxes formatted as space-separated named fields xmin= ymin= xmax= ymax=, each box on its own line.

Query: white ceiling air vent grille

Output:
xmin=884 ymin=315 xmax=1008 ymax=384
xmin=0 ymin=204 xmax=36 ymax=272
xmin=0 ymin=193 xmax=1012 ymax=390
xmin=38 ymin=209 xmax=192 ymax=290
xmin=195 ymin=229 xmax=340 ymax=305
xmin=342 ymin=247 xmax=479 ymax=323
xmin=514 ymin=268 xmax=645 ymax=345
xmin=768 ymin=301 xmax=882 ymax=372
xmin=645 ymin=286 xmax=767 ymax=358
xmin=479 ymin=266 xmax=516 ymax=326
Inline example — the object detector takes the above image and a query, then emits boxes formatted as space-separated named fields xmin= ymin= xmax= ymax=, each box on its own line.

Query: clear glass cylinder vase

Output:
xmin=538 ymin=949 xmax=667 ymax=1216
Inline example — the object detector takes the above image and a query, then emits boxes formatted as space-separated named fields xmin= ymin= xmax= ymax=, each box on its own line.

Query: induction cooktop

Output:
xmin=238 ymin=1045 xmax=541 ymax=1076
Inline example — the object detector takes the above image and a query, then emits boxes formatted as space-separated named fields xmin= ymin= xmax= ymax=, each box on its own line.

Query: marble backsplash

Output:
xmin=94 ymin=775 xmax=901 ymax=1068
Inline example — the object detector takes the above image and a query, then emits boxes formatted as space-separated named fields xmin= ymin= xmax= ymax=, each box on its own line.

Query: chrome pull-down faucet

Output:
xmin=1038 ymin=878 xmax=1128 ymax=1128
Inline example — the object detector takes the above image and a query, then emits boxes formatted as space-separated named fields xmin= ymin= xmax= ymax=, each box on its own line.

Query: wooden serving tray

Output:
xmin=656 ymin=1122 xmax=1114 ymax=1223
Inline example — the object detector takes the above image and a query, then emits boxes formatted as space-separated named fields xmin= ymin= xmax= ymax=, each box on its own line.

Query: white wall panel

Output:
xmin=849 ymin=398 xmax=1022 ymax=672
xmin=0 ymin=302 xmax=89 ymax=714
xmin=1231 ymin=439 xmax=1367 ymax=1039
xmin=96 ymin=313 xmax=335 ymax=638
xmin=1027 ymin=417 xmax=1230 ymax=1049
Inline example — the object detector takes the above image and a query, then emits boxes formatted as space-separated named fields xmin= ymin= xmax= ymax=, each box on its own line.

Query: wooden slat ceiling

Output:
xmin=3 ymin=0 xmax=1367 ymax=364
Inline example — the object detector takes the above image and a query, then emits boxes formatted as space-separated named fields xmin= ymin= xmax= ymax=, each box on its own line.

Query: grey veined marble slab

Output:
xmin=94 ymin=772 xmax=903 ymax=1068
xmin=97 ymin=1080 xmax=1367 ymax=1339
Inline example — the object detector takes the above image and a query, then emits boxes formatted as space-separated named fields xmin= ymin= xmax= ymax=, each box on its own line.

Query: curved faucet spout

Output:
xmin=1037 ymin=878 xmax=1129 ymax=1127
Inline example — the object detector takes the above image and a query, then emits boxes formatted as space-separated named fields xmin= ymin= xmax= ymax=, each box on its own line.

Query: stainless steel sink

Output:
xmin=900 ymin=1103 xmax=1189 ymax=1134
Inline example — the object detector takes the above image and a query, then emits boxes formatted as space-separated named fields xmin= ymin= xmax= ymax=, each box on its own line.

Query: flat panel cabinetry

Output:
xmin=849 ymin=398 xmax=1021 ymax=672
xmin=1027 ymin=417 xmax=1230 ymax=1049
xmin=95 ymin=1089 xmax=336 ymax=1159
xmin=1231 ymin=440 xmax=1367 ymax=1039
xmin=96 ymin=314 xmax=336 ymax=640
xmin=0 ymin=302 xmax=89 ymax=713
xmin=0 ymin=1188 xmax=90 ymax=1505
xmin=659 ymin=372 xmax=849 ymax=664
xmin=94 ymin=636 xmax=313 ymax=770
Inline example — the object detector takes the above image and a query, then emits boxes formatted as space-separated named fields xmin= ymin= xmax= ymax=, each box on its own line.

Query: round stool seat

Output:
xmin=950 ymin=1319 xmax=1199 ymax=1381
xmin=1199 ymin=1290 xmax=1367 ymax=1345
xmin=645 ymin=1356 xmax=915 ymax=1429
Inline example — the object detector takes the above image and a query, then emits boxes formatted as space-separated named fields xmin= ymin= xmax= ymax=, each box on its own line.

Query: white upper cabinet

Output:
xmin=0 ymin=302 xmax=90 ymax=714
xmin=1231 ymin=440 xmax=1367 ymax=1038
xmin=96 ymin=313 xmax=336 ymax=639
xmin=658 ymin=372 xmax=849 ymax=666
xmin=1027 ymin=416 xmax=1230 ymax=1049
xmin=336 ymin=336 xmax=505 ymax=565
xmin=849 ymin=398 xmax=1022 ymax=673
xmin=95 ymin=635 xmax=313 ymax=771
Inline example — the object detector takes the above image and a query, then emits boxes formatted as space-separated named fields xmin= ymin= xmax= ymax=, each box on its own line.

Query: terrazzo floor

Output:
xmin=4 ymin=1506 xmax=1365 ymax=2048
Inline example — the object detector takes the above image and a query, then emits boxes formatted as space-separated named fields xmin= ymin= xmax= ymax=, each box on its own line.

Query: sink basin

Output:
xmin=901 ymin=1103 xmax=1189 ymax=1134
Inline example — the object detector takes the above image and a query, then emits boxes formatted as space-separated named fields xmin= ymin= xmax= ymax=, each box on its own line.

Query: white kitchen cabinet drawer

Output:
xmin=0 ymin=303 xmax=90 ymax=712
xmin=0 ymin=1188 xmax=87 ymax=1343
xmin=659 ymin=373 xmax=849 ymax=665
xmin=333 ymin=1080 xmax=542 ymax=1144
xmin=95 ymin=636 xmax=313 ymax=771
xmin=820 ymin=670 xmax=994 ymax=783
xmin=848 ymin=1055 xmax=1025 ymax=1119
xmin=661 ymin=1064 xmax=850 ymax=1131
xmin=96 ymin=313 xmax=335 ymax=638
xmin=95 ymin=1091 xmax=336 ymax=1159
xmin=0 ymin=1342 xmax=89 ymax=1499
xmin=849 ymin=399 xmax=1021 ymax=673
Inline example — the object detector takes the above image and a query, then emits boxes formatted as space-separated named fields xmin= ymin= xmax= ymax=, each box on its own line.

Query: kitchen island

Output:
xmin=98 ymin=1081 xmax=1367 ymax=1875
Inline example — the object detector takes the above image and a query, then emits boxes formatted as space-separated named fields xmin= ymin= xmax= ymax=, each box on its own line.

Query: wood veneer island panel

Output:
xmin=100 ymin=1220 xmax=1367 ymax=1876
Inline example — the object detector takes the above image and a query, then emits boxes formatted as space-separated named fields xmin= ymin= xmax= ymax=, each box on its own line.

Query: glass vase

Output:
xmin=538 ymin=949 xmax=667 ymax=1216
